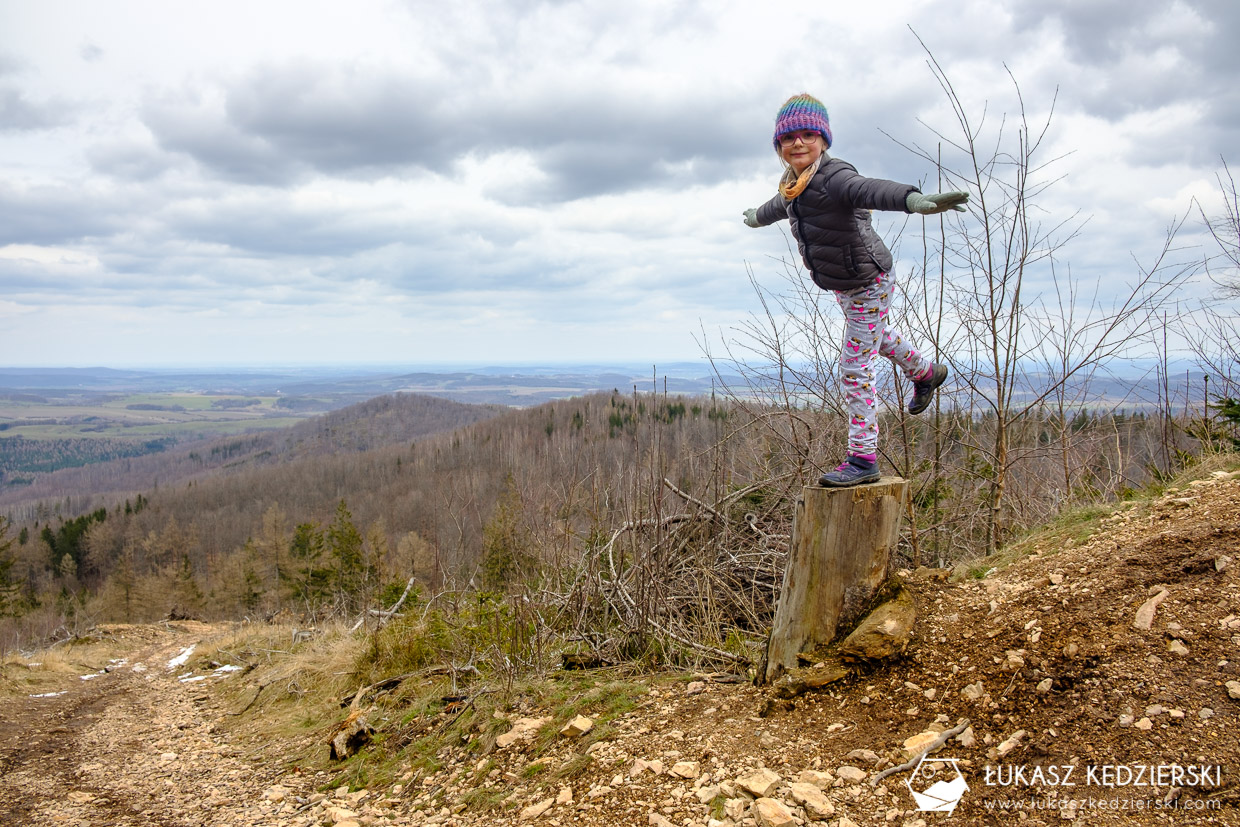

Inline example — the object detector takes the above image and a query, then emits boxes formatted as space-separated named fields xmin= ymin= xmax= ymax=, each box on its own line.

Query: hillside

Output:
xmin=2 ymin=389 xmax=742 ymax=634
xmin=2 ymin=463 xmax=1236 ymax=825
xmin=0 ymin=392 xmax=505 ymax=514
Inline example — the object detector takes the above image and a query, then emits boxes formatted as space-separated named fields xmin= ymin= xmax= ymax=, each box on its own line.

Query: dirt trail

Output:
xmin=0 ymin=622 xmax=308 ymax=827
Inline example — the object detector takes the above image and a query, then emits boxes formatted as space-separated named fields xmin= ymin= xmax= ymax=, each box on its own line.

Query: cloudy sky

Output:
xmin=1 ymin=0 xmax=1236 ymax=368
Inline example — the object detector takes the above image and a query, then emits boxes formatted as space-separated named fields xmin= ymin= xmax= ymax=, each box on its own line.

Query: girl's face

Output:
xmin=779 ymin=130 xmax=824 ymax=174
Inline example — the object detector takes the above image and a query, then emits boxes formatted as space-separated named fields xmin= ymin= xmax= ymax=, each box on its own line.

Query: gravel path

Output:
xmin=0 ymin=623 xmax=310 ymax=827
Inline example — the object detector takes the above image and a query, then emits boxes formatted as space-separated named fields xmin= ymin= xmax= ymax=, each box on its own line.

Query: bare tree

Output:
xmin=1201 ymin=158 xmax=1240 ymax=299
xmin=894 ymin=35 xmax=1197 ymax=552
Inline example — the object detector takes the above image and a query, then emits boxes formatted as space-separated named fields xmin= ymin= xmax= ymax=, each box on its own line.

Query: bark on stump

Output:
xmin=761 ymin=478 xmax=908 ymax=684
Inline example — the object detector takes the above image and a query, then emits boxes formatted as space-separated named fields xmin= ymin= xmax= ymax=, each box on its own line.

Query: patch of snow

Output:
xmin=166 ymin=645 xmax=195 ymax=670
xmin=30 ymin=691 xmax=67 ymax=698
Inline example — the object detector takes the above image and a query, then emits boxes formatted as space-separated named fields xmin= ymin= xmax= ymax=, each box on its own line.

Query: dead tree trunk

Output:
xmin=761 ymin=478 xmax=908 ymax=684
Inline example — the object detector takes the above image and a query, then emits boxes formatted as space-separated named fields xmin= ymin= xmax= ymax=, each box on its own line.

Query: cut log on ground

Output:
xmin=761 ymin=478 xmax=908 ymax=684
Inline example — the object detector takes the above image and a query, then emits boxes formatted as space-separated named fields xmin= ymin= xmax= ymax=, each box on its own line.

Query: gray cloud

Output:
xmin=1011 ymin=1 xmax=1240 ymax=161
xmin=79 ymin=41 xmax=104 ymax=63
xmin=165 ymin=199 xmax=414 ymax=258
xmin=0 ymin=183 xmax=125 ymax=244
xmin=0 ymin=86 xmax=73 ymax=131
xmin=137 ymin=57 xmax=765 ymax=202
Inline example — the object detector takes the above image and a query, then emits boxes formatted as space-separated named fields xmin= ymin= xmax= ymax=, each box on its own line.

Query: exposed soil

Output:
xmin=0 ymin=622 xmax=314 ymax=826
xmin=1 ymin=474 xmax=1238 ymax=826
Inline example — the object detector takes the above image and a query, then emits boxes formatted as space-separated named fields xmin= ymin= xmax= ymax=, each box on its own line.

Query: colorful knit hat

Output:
xmin=773 ymin=94 xmax=832 ymax=150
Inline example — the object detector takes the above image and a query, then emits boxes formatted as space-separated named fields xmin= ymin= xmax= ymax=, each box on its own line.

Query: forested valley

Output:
xmin=2 ymin=377 xmax=1229 ymax=664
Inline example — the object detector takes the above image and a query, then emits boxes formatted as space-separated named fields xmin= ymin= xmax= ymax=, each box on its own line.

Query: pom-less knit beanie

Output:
xmin=773 ymin=93 xmax=832 ymax=150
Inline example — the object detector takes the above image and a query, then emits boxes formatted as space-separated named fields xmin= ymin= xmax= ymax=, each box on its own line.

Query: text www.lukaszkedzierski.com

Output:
xmin=982 ymin=796 xmax=1219 ymax=813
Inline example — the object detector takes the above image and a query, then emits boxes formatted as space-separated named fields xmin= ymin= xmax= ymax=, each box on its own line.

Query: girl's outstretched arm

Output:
xmin=906 ymin=191 xmax=970 ymax=214
xmin=743 ymin=193 xmax=790 ymax=228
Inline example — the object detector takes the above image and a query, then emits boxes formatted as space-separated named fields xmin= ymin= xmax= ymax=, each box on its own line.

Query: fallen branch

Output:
xmin=350 ymin=575 xmax=417 ymax=632
xmin=663 ymin=478 xmax=725 ymax=521
xmin=870 ymin=719 xmax=971 ymax=785
xmin=228 ymin=681 xmax=270 ymax=716
xmin=339 ymin=664 xmax=480 ymax=708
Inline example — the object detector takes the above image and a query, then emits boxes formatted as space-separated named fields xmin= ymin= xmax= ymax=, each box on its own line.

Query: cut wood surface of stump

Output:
xmin=762 ymin=477 xmax=908 ymax=683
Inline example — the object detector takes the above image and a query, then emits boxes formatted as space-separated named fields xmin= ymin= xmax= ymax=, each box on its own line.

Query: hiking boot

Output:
xmin=818 ymin=455 xmax=881 ymax=488
xmin=908 ymin=363 xmax=948 ymax=415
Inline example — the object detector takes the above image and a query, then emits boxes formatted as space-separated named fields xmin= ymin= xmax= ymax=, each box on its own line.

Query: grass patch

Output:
xmin=954 ymin=450 xmax=1240 ymax=580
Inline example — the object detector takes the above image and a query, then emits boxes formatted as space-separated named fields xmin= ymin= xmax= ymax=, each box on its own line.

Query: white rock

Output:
xmin=630 ymin=758 xmax=665 ymax=777
xmin=560 ymin=715 xmax=594 ymax=737
xmin=961 ymin=682 xmax=986 ymax=701
xmin=789 ymin=781 xmax=835 ymax=819
xmin=844 ymin=749 xmax=879 ymax=765
xmin=735 ymin=768 xmax=781 ymax=798
xmin=1167 ymin=640 xmax=1189 ymax=656
xmin=836 ymin=766 xmax=867 ymax=783
xmin=1135 ymin=718 xmax=1154 ymax=731
xmin=519 ymin=798 xmax=554 ymax=820
xmin=753 ymin=797 xmax=797 ymax=827
xmin=696 ymin=784 xmax=722 ymax=804
xmin=1036 ymin=678 xmax=1053 ymax=694
xmin=496 ymin=717 xmax=549 ymax=749
xmin=797 ymin=769 xmax=834 ymax=788
xmin=1133 ymin=589 xmax=1169 ymax=630
xmin=956 ymin=726 xmax=976 ymax=747
xmin=1225 ymin=680 xmax=1240 ymax=700
xmin=902 ymin=731 xmax=941 ymax=760
xmin=996 ymin=730 xmax=1026 ymax=756
xmin=648 ymin=814 xmax=676 ymax=827
xmin=326 ymin=807 xmax=359 ymax=823
xmin=686 ymin=680 xmax=707 ymax=694
xmin=670 ymin=761 xmax=700 ymax=779
xmin=556 ymin=786 xmax=573 ymax=805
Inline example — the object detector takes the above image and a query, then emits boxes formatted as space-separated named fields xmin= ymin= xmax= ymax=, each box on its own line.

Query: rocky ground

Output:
xmin=1 ymin=471 xmax=1238 ymax=826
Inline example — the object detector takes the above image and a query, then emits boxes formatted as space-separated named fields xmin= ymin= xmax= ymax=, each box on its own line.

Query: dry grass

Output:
xmin=954 ymin=450 xmax=1240 ymax=580
xmin=0 ymin=628 xmax=141 ymax=699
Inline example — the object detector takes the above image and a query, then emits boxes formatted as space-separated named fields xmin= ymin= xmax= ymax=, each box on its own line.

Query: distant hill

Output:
xmin=0 ymin=363 xmax=730 ymax=406
xmin=0 ymin=393 xmax=505 ymax=516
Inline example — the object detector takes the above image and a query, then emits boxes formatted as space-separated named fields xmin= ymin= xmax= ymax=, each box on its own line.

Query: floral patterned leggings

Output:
xmin=834 ymin=273 xmax=934 ymax=457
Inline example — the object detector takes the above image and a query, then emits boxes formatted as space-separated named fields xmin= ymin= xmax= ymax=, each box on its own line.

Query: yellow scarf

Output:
xmin=779 ymin=155 xmax=823 ymax=200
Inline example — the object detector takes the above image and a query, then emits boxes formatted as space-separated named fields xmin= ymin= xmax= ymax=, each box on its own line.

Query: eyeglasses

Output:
xmin=778 ymin=130 xmax=821 ymax=147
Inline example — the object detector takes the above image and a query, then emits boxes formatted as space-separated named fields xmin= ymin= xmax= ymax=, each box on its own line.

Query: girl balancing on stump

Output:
xmin=743 ymin=93 xmax=968 ymax=488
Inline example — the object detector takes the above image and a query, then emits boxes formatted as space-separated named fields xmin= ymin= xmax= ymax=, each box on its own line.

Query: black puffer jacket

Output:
xmin=754 ymin=156 xmax=918 ymax=291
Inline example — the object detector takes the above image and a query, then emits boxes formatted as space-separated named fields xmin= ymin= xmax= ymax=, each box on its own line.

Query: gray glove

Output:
xmin=742 ymin=208 xmax=760 ymax=228
xmin=906 ymin=191 xmax=969 ymax=215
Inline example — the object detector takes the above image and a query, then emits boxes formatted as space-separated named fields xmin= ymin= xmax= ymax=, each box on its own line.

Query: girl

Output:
xmin=743 ymin=93 xmax=967 ymax=487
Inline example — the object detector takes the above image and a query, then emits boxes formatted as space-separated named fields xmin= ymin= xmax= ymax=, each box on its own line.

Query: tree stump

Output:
xmin=761 ymin=478 xmax=908 ymax=684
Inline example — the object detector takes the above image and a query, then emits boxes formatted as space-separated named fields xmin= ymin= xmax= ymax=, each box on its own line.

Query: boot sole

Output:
xmin=908 ymin=364 xmax=949 ymax=415
xmin=818 ymin=470 xmax=882 ymax=488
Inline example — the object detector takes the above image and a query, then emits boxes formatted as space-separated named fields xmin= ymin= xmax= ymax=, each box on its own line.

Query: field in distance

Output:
xmin=0 ymin=362 xmax=722 ymax=487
